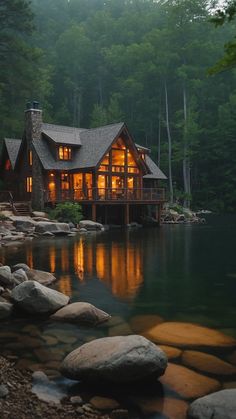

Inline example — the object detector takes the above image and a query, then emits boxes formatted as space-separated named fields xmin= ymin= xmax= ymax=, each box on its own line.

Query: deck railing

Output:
xmin=46 ymin=187 xmax=165 ymax=203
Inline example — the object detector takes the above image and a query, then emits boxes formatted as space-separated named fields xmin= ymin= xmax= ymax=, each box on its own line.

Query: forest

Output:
xmin=1 ymin=0 xmax=236 ymax=212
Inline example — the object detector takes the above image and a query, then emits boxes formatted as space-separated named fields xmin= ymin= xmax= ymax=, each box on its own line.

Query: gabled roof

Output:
xmin=4 ymin=138 xmax=22 ymax=169
xmin=144 ymin=155 xmax=167 ymax=180
xmin=42 ymin=123 xmax=83 ymax=146
xmin=34 ymin=122 xmax=125 ymax=170
xmin=75 ymin=122 xmax=125 ymax=169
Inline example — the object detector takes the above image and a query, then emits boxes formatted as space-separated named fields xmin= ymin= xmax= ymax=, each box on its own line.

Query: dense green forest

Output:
xmin=1 ymin=0 xmax=236 ymax=211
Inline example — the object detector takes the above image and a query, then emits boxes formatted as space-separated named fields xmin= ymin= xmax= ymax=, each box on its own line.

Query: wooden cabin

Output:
xmin=0 ymin=102 xmax=167 ymax=224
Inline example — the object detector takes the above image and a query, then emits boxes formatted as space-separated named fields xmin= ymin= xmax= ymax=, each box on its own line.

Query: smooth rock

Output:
xmin=130 ymin=314 xmax=164 ymax=333
xmin=182 ymin=350 xmax=236 ymax=376
xmin=32 ymin=211 xmax=48 ymax=218
xmin=132 ymin=396 xmax=188 ymax=419
xmin=11 ymin=281 xmax=69 ymax=314
xmin=61 ymin=335 xmax=168 ymax=383
xmin=12 ymin=217 xmax=36 ymax=231
xmin=35 ymin=222 xmax=70 ymax=235
xmin=79 ymin=220 xmax=104 ymax=231
xmin=70 ymin=396 xmax=83 ymax=405
xmin=159 ymin=363 xmax=221 ymax=400
xmin=26 ymin=269 xmax=56 ymax=285
xmin=12 ymin=263 xmax=30 ymax=272
xmin=51 ymin=302 xmax=110 ymax=325
xmin=187 ymin=389 xmax=236 ymax=419
xmin=0 ymin=302 xmax=13 ymax=319
xmin=159 ymin=345 xmax=182 ymax=360
xmin=89 ymin=396 xmax=120 ymax=410
xmin=12 ymin=268 xmax=28 ymax=283
xmin=0 ymin=266 xmax=14 ymax=287
xmin=145 ymin=322 xmax=236 ymax=349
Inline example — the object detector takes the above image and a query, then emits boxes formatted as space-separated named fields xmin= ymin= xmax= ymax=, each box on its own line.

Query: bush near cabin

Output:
xmin=48 ymin=202 xmax=83 ymax=225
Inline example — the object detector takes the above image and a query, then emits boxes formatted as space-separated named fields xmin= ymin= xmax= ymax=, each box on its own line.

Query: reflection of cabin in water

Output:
xmin=0 ymin=102 xmax=167 ymax=224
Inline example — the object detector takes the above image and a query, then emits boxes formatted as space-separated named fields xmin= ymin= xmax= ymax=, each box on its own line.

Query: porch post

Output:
xmin=125 ymin=204 xmax=130 ymax=225
xmin=92 ymin=203 xmax=96 ymax=222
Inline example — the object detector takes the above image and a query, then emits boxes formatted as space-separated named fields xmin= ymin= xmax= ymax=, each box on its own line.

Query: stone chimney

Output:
xmin=25 ymin=101 xmax=44 ymax=211
xmin=25 ymin=101 xmax=42 ymax=145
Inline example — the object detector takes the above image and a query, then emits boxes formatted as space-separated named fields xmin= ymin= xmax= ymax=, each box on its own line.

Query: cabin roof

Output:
xmin=4 ymin=138 xmax=22 ymax=169
xmin=143 ymin=155 xmax=167 ymax=180
xmin=42 ymin=123 xmax=84 ymax=146
xmin=33 ymin=122 xmax=125 ymax=170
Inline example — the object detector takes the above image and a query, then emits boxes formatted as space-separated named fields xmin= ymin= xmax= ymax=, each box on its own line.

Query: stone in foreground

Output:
xmin=182 ymin=350 xmax=236 ymax=376
xmin=160 ymin=363 xmax=220 ymax=400
xmin=187 ymin=389 xmax=236 ymax=419
xmin=51 ymin=302 xmax=110 ymax=325
xmin=11 ymin=281 xmax=69 ymax=314
xmin=0 ymin=302 xmax=13 ymax=319
xmin=25 ymin=268 xmax=56 ymax=285
xmin=145 ymin=322 xmax=236 ymax=349
xmin=61 ymin=335 xmax=167 ymax=383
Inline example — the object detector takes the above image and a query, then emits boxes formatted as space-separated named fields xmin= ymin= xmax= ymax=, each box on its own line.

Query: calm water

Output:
xmin=0 ymin=215 xmax=236 ymax=415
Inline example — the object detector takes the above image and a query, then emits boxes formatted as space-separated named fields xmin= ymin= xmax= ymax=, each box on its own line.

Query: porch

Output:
xmin=45 ymin=187 xmax=165 ymax=204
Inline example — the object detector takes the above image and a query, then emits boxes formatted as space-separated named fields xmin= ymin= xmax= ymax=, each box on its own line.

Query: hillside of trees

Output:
xmin=1 ymin=0 xmax=236 ymax=212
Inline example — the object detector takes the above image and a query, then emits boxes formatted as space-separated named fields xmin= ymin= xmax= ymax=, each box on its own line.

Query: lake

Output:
xmin=1 ymin=215 xmax=236 ymax=416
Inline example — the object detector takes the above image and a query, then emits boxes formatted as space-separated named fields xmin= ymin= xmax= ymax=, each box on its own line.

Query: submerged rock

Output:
xmin=129 ymin=314 xmax=164 ymax=333
xmin=187 ymin=389 xmax=236 ymax=419
xmin=182 ymin=350 xmax=236 ymax=376
xmin=11 ymin=281 xmax=69 ymax=314
xmin=160 ymin=363 xmax=220 ymax=400
xmin=51 ymin=302 xmax=110 ymax=325
xmin=61 ymin=335 xmax=167 ymax=384
xmin=145 ymin=322 xmax=236 ymax=349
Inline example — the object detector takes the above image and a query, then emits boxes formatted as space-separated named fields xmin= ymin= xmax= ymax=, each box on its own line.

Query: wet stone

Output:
xmin=159 ymin=345 xmax=182 ymax=360
xmin=145 ymin=322 xmax=236 ymax=350
xmin=70 ymin=395 xmax=83 ymax=405
xmin=89 ymin=396 xmax=120 ymax=410
xmin=182 ymin=350 xmax=236 ymax=376
xmin=159 ymin=363 xmax=221 ymax=400
xmin=132 ymin=396 xmax=189 ymax=419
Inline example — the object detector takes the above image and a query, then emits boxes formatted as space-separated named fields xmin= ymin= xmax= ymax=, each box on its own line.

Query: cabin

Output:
xmin=0 ymin=102 xmax=167 ymax=224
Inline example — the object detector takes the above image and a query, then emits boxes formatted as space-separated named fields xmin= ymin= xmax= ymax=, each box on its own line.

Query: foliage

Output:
xmin=48 ymin=202 xmax=83 ymax=224
xmin=1 ymin=0 xmax=236 ymax=212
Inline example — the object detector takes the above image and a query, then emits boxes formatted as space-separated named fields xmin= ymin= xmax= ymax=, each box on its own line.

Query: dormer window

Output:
xmin=58 ymin=146 xmax=71 ymax=160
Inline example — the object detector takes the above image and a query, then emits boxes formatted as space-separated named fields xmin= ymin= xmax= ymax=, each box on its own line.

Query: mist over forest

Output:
xmin=1 ymin=0 xmax=236 ymax=211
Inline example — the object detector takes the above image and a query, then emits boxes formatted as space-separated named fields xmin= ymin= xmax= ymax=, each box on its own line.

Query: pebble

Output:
xmin=0 ymin=384 xmax=9 ymax=398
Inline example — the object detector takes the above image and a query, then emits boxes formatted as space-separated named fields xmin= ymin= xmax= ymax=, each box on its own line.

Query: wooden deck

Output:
xmin=45 ymin=187 xmax=165 ymax=204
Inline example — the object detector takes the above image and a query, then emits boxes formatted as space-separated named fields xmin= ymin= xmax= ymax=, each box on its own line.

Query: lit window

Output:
xmin=61 ymin=173 xmax=70 ymax=190
xmin=26 ymin=177 xmax=32 ymax=193
xmin=58 ymin=146 xmax=72 ymax=160
xmin=5 ymin=159 xmax=11 ymax=170
xmin=29 ymin=150 xmax=33 ymax=165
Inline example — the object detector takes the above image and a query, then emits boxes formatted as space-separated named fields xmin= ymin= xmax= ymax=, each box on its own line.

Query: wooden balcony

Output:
xmin=45 ymin=187 xmax=165 ymax=204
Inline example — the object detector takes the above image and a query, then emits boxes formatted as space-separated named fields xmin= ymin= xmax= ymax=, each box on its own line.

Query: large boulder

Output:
xmin=0 ymin=266 xmax=15 ymax=288
xmin=61 ymin=335 xmax=168 ymax=384
xmin=12 ymin=217 xmax=36 ymax=232
xmin=35 ymin=222 xmax=70 ymax=235
xmin=25 ymin=269 xmax=56 ymax=285
xmin=79 ymin=220 xmax=104 ymax=231
xmin=11 ymin=281 xmax=69 ymax=314
xmin=187 ymin=389 xmax=236 ymax=419
xmin=145 ymin=322 xmax=236 ymax=350
xmin=51 ymin=302 xmax=110 ymax=325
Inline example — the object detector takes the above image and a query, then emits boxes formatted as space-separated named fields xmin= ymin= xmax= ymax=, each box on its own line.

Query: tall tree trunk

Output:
xmin=164 ymin=81 xmax=173 ymax=204
xmin=183 ymin=85 xmax=191 ymax=208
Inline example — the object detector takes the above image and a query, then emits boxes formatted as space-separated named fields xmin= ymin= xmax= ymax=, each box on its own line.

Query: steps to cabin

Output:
xmin=13 ymin=202 xmax=32 ymax=216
